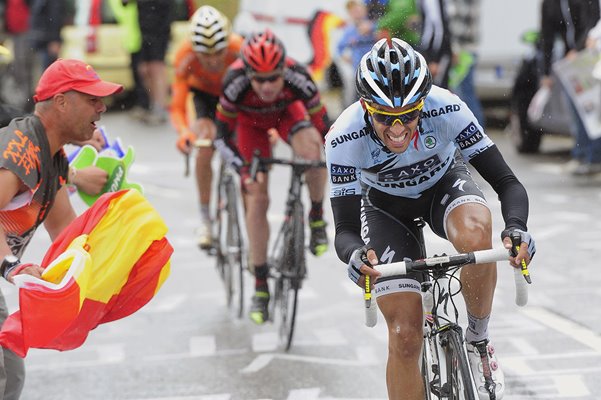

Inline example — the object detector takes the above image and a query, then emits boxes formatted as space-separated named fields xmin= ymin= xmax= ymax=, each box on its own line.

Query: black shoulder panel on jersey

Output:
xmin=221 ymin=59 xmax=252 ymax=104
xmin=283 ymin=60 xmax=319 ymax=101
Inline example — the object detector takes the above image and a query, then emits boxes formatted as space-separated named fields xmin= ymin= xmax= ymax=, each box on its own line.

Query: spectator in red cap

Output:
xmin=0 ymin=58 xmax=122 ymax=399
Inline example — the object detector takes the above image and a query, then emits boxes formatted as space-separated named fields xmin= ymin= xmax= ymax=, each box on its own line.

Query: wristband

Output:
xmin=68 ymin=166 xmax=78 ymax=185
xmin=1 ymin=255 xmax=20 ymax=279
xmin=5 ymin=263 xmax=33 ymax=281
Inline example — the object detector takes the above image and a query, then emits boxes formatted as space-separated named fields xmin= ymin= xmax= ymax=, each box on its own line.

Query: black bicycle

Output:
xmin=364 ymin=220 xmax=530 ymax=399
xmin=186 ymin=140 xmax=246 ymax=318
xmin=250 ymin=151 xmax=326 ymax=350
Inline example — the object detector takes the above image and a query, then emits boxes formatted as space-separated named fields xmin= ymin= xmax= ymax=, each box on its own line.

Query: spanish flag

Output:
xmin=307 ymin=10 xmax=345 ymax=82
xmin=0 ymin=189 xmax=172 ymax=357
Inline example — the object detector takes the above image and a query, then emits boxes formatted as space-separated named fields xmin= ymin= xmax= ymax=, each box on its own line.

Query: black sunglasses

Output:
xmin=250 ymin=73 xmax=282 ymax=83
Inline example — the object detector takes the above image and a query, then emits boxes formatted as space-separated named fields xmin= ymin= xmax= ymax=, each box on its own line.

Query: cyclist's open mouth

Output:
xmin=386 ymin=131 xmax=409 ymax=148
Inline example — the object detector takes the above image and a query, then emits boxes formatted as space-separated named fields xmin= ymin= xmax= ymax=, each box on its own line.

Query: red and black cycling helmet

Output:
xmin=241 ymin=29 xmax=286 ymax=73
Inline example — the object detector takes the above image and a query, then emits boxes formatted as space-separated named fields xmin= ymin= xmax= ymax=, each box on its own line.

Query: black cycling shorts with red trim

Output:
xmin=361 ymin=156 xmax=487 ymax=282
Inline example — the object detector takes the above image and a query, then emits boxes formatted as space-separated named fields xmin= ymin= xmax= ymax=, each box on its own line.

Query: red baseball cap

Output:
xmin=33 ymin=59 xmax=123 ymax=103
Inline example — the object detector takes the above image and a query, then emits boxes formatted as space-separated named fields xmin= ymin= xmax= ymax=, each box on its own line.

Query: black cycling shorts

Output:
xmin=191 ymin=89 xmax=219 ymax=120
xmin=361 ymin=155 xmax=488 ymax=297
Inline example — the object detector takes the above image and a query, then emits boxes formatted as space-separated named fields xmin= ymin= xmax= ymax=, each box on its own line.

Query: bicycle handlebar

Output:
xmin=249 ymin=150 xmax=326 ymax=181
xmin=364 ymin=247 xmax=529 ymax=327
xmin=184 ymin=139 xmax=214 ymax=177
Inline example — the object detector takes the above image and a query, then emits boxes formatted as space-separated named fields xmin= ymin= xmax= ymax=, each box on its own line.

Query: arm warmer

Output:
xmin=331 ymin=195 xmax=366 ymax=263
xmin=469 ymin=145 xmax=529 ymax=231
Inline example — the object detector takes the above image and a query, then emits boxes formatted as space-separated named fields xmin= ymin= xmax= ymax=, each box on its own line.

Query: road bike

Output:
xmin=364 ymin=220 xmax=530 ymax=399
xmin=250 ymin=151 xmax=326 ymax=350
xmin=186 ymin=140 xmax=246 ymax=318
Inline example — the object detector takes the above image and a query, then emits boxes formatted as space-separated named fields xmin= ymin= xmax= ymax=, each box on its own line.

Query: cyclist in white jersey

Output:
xmin=325 ymin=38 xmax=536 ymax=400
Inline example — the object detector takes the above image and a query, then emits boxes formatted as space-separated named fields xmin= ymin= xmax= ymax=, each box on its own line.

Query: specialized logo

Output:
xmin=380 ymin=246 xmax=395 ymax=264
xmin=424 ymin=136 xmax=436 ymax=149
xmin=420 ymin=104 xmax=461 ymax=119
xmin=455 ymin=122 xmax=484 ymax=150
xmin=330 ymin=128 xmax=369 ymax=148
xmin=330 ymin=164 xmax=357 ymax=184
xmin=452 ymin=178 xmax=466 ymax=192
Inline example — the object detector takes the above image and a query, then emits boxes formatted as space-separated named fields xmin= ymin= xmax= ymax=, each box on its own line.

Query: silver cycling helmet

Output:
xmin=190 ymin=6 xmax=231 ymax=54
xmin=356 ymin=38 xmax=432 ymax=108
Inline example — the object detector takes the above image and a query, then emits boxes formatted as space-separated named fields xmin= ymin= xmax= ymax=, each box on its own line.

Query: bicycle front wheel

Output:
xmin=442 ymin=329 xmax=478 ymax=400
xmin=276 ymin=201 xmax=305 ymax=351
xmin=224 ymin=177 xmax=245 ymax=318
xmin=421 ymin=329 xmax=438 ymax=400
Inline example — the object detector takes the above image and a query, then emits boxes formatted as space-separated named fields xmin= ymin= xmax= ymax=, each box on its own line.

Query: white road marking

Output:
xmin=287 ymin=388 xmax=320 ymax=400
xmin=252 ymin=332 xmax=279 ymax=352
xmin=190 ymin=336 xmax=216 ymax=357
xmin=506 ymin=337 xmax=539 ymax=355
xmin=142 ymin=293 xmax=188 ymax=313
xmin=139 ymin=183 xmax=184 ymax=199
xmin=129 ymin=395 xmax=229 ymax=400
xmin=240 ymin=346 xmax=379 ymax=374
xmin=553 ymin=375 xmax=590 ymax=397
xmin=27 ymin=343 xmax=126 ymax=371
xmin=520 ymin=306 xmax=601 ymax=352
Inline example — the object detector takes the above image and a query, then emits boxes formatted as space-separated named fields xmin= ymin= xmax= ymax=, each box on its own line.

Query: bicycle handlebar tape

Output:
xmin=513 ymin=268 xmax=529 ymax=307
xmin=365 ymin=299 xmax=378 ymax=327
xmin=374 ymin=261 xmax=408 ymax=278
xmin=473 ymin=248 xmax=510 ymax=264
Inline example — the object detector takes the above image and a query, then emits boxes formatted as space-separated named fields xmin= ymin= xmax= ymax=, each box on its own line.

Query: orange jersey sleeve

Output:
xmin=170 ymin=35 xmax=243 ymax=133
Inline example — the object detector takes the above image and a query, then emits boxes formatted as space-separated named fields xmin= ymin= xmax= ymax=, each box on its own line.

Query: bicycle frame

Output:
xmin=363 ymin=220 xmax=529 ymax=400
xmin=251 ymin=152 xmax=326 ymax=350
xmin=421 ymin=266 xmax=480 ymax=399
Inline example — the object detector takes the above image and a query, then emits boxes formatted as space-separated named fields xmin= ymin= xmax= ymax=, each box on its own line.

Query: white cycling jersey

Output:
xmin=325 ymin=85 xmax=493 ymax=199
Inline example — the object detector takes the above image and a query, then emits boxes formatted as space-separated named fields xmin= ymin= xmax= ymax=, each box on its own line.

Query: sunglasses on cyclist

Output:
xmin=249 ymin=72 xmax=283 ymax=83
xmin=364 ymin=99 xmax=424 ymax=126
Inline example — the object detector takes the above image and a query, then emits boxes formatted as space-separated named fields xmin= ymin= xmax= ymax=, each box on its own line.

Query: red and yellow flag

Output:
xmin=307 ymin=10 xmax=345 ymax=82
xmin=0 ymin=189 xmax=172 ymax=357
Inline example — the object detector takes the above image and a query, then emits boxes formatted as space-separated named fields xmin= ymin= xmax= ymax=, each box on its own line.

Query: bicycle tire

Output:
xmin=277 ymin=200 xmax=304 ymax=350
xmin=442 ymin=329 xmax=478 ymax=400
xmin=224 ymin=177 xmax=245 ymax=318
xmin=421 ymin=330 xmax=438 ymax=400
xmin=214 ymin=167 xmax=228 ymax=289
xmin=213 ymin=169 xmax=245 ymax=318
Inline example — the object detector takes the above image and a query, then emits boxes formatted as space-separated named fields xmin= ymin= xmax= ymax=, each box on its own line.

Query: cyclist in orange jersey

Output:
xmin=170 ymin=6 xmax=243 ymax=250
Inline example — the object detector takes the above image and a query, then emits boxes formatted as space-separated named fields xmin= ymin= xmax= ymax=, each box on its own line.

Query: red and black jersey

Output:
xmin=215 ymin=57 xmax=330 ymax=170
xmin=0 ymin=116 xmax=68 ymax=258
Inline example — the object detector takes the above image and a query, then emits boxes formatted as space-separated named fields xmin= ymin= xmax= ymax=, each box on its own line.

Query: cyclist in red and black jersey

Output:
xmin=214 ymin=29 xmax=331 ymax=324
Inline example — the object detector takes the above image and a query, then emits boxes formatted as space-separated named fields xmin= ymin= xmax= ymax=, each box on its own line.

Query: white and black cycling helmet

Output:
xmin=190 ymin=6 xmax=231 ymax=54
xmin=356 ymin=38 xmax=432 ymax=108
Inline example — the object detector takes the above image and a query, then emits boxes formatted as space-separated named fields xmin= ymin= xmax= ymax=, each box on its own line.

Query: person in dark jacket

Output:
xmin=540 ymin=0 xmax=601 ymax=175
xmin=28 ymin=0 xmax=66 ymax=70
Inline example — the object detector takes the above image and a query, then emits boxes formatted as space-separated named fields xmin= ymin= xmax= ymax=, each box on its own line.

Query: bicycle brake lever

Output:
xmin=510 ymin=232 xmax=532 ymax=284
xmin=249 ymin=150 xmax=261 ymax=181
xmin=184 ymin=152 xmax=190 ymax=177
